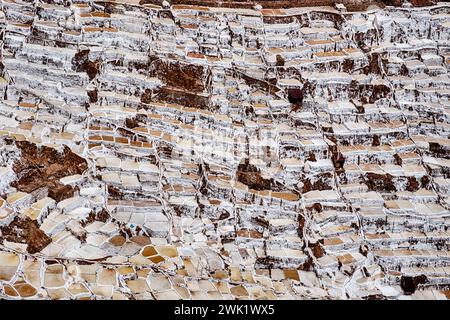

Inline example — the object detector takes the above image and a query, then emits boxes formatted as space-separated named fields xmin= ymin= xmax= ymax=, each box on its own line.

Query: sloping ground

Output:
xmin=0 ymin=0 xmax=449 ymax=300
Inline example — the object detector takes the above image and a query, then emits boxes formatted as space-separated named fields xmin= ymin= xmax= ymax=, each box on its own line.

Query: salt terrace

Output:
xmin=0 ymin=0 xmax=449 ymax=300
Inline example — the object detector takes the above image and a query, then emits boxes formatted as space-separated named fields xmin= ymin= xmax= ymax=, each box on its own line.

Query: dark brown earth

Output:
xmin=393 ymin=153 xmax=402 ymax=165
xmin=48 ymin=184 xmax=79 ymax=203
xmin=131 ymin=57 xmax=206 ymax=93
xmin=331 ymin=151 xmax=346 ymax=171
xmin=372 ymin=135 xmax=380 ymax=147
xmin=309 ymin=203 xmax=323 ymax=213
xmin=163 ymin=0 xmax=434 ymax=10
xmin=72 ymin=49 xmax=100 ymax=80
xmin=238 ymin=71 xmax=279 ymax=97
xmin=309 ymin=241 xmax=325 ymax=258
xmin=400 ymin=275 xmax=428 ymax=295
xmin=149 ymin=57 xmax=205 ymax=93
xmin=297 ymin=214 xmax=305 ymax=238
xmin=276 ymin=55 xmax=285 ymax=67
xmin=406 ymin=176 xmax=420 ymax=192
xmin=81 ymin=209 xmax=111 ymax=227
xmin=11 ymin=140 xmax=88 ymax=201
xmin=87 ymin=88 xmax=98 ymax=103
xmin=139 ymin=0 xmax=436 ymax=11
xmin=236 ymin=159 xmax=282 ymax=191
xmin=410 ymin=0 xmax=436 ymax=6
xmin=363 ymin=53 xmax=385 ymax=75
xmin=301 ymin=173 xmax=334 ymax=193
xmin=365 ymin=173 xmax=397 ymax=192
xmin=0 ymin=216 xmax=52 ymax=254
xmin=134 ymin=56 xmax=210 ymax=109
xmin=141 ymin=89 xmax=153 ymax=104
xmin=166 ymin=0 xmax=392 ymax=10
xmin=363 ymin=294 xmax=387 ymax=300
xmin=359 ymin=244 xmax=370 ymax=257
xmin=153 ymin=87 xmax=210 ymax=110
xmin=349 ymin=81 xmax=391 ymax=104
xmin=287 ymin=88 xmax=304 ymax=111
xmin=299 ymin=256 xmax=314 ymax=271
xmin=125 ymin=114 xmax=147 ymax=129
xmin=420 ymin=175 xmax=430 ymax=188
xmin=429 ymin=142 xmax=449 ymax=159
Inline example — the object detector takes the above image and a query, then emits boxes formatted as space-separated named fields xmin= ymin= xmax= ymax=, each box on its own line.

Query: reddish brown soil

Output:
xmin=365 ymin=173 xmax=397 ymax=192
xmin=301 ymin=173 xmax=333 ymax=193
xmin=72 ymin=49 xmax=100 ymax=80
xmin=0 ymin=216 xmax=51 ymax=254
xmin=81 ymin=209 xmax=111 ymax=227
xmin=400 ymin=275 xmax=428 ymax=295
xmin=236 ymin=159 xmax=282 ymax=191
xmin=406 ymin=176 xmax=420 ymax=192
xmin=169 ymin=0 xmax=383 ymax=10
xmin=152 ymin=87 xmax=210 ymax=110
xmin=11 ymin=140 xmax=88 ymax=202
xmin=144 ymin=0 xmax=435 ymax=10
xmin=332 ymin=151 xmax=346 ymax=171
xmin=310 ymin=242 xmax=325 ymax=258
xmin=297 ymin=214 xmax=305 ymax=238
xmin=150 ymin=58 xmax=205 ymax=93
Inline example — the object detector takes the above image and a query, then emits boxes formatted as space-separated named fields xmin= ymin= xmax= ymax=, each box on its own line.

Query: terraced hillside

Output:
xmin=0 ymin=0 xmax=449 ymax=300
